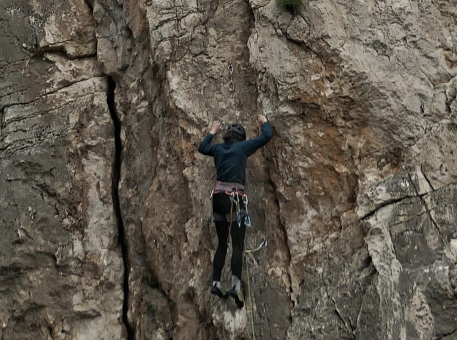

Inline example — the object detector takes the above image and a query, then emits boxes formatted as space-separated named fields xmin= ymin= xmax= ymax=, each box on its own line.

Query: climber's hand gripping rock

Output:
xmin=210 ymin=120 xmax=223 ymax=135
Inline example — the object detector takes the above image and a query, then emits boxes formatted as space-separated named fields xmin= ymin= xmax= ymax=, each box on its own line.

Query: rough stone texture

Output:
xmin=0 ymin=1 xmax=124 ymax=339
xmin=2 ymin=0 xmax=457 ymax=339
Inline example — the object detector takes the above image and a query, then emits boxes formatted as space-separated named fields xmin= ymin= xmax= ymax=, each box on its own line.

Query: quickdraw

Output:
xmin=245 ymin=237 xmax=267 ymax=254
xmin=228 ymin=61 xmax=235 ymax=92
xmin=243 ymin=195 xmax=251 ymax=227
xmin=226 ymin=190 xmax=248 ymax=228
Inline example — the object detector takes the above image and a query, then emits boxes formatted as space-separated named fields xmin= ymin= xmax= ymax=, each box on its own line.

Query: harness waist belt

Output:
xmin=214 ymin=181 xmax=245 ymax=193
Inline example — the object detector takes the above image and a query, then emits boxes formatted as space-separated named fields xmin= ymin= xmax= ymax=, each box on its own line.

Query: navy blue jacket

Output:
xmin=198 ymin=122 xmax=272 ymax=185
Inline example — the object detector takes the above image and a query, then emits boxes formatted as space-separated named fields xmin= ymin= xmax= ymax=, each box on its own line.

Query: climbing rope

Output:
xmin=245 ymin=237 xmax=267 ymax=254
xmin=228 ymin=61 xmax=235 ymax=92
xmin=245 ymin=254 xmax=256 ymax=340
xmin=227 ymin=198 xmax=233 ymax=249
xmin=244 ymin=237 xmax=267 ymax=340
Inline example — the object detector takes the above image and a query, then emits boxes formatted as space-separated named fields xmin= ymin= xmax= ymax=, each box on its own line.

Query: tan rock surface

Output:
xmin=2 ymin=0 xmax=457 ymax=339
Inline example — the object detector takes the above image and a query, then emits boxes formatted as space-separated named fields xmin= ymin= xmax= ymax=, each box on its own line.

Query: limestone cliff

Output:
xmin=1 ymin=0 xmax=457 ymax=339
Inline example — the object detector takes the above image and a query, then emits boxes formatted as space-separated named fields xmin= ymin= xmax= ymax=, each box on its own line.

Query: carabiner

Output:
xmin=228 ymin=61 xmax=235 ymax=92
xmin=237 ymin=212 xmax=243 ymax=226
xmin=244 ymin=214 xmax=252 ymax=227
xmin=228 ymin=61 xmax=233 ymax=75
xmin=229 ymin=80 xmax=235 ymax=92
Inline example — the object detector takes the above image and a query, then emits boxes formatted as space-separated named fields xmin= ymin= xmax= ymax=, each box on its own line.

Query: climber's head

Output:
xmin=223 ymin=123 xmax=246 ymax=142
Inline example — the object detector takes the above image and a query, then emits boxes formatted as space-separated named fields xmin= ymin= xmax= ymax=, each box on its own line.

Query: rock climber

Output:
xmin=198 ymin=115 xmax=272 ymax=308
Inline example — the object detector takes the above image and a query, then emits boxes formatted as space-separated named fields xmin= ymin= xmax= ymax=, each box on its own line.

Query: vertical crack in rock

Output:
xmin=268 ymin=178 xmax=294 ymax=299
xmin=106 ymin=76 xmax=135 ymax=340
xmin=83 ymin=0 xmax=94 ymax=11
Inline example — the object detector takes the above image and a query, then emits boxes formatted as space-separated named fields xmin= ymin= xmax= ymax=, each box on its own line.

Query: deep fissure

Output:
xmin=107 ymin=76 xmax=135 ymax=340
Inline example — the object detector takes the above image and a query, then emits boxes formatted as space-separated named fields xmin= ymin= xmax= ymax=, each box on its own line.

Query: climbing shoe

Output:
xmin=211 ymin=285 xmax=228 ymax=298
xmin=228 ymin=287 xmax=244 ymax=308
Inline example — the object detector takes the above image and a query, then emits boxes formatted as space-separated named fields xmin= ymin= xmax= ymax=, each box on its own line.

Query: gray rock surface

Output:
xmin=2 ymin=0 xmax=457 ymax=339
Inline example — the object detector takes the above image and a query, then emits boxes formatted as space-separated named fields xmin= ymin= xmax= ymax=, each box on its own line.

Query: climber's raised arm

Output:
xmin=197 ymin=120 xmax=222 ymax=156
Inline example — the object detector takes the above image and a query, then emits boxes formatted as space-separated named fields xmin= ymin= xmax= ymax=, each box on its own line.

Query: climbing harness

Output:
xmin=228 ymin=61 xmax=235 ymax=92
xmin=210 ymin=184 xmax=252 ymax=254
xmin=226 ymin=190 xmax=247 ymax=251
xmin=211 ymin=188 xmax=250 ymax=228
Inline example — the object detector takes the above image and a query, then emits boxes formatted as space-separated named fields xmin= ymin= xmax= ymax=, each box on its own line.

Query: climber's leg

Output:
xmin=228 ymin=217 xmax=246 ymax=308
xmin=212 ymin=219 xmax=229 ymax=282
xmin=230 ymin=220 xmax=246 ymax=280
xmin=211 ymin=219 xmax=229 ymax=298
xmin=211 ymin=193 xmax=233 ymax=298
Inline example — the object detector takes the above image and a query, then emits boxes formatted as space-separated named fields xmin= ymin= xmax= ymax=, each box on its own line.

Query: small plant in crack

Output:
xmin=276 ymin=0 xmax=304 ymax=13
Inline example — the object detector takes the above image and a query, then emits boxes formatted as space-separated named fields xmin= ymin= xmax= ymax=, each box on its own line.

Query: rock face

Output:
xmin=2 ymin=0 xmax=457 ymax=339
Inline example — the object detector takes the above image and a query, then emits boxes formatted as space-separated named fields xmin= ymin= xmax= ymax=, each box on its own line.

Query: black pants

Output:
xmin=212 ymin=193 xmax=246 ymax=281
